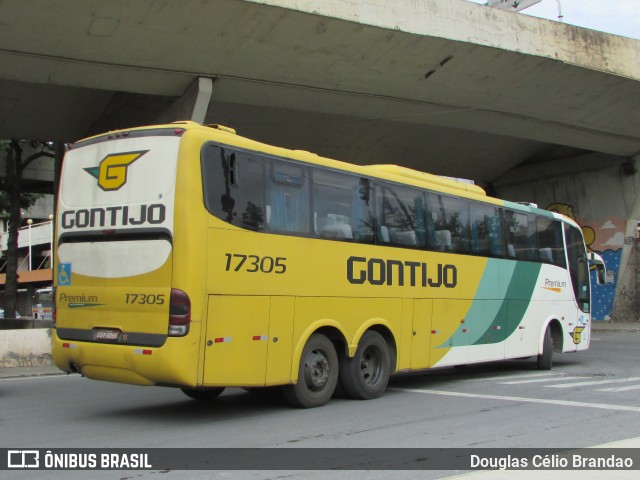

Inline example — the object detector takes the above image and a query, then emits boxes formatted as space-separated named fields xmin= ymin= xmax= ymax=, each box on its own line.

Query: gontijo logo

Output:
xmin=84 ymin=150 xmax=148 ymax=191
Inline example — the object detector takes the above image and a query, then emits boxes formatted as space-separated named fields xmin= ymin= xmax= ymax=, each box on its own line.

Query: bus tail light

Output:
xmin=168 ymin=288 xmax=191 ymax=337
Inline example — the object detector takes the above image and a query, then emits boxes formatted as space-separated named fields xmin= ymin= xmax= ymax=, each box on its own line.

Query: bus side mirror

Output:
xmin=589 ymin=252 xmax=607 ymax=285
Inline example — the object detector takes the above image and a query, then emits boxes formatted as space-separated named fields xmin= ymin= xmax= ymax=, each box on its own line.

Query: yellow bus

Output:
xmin=52 ymin=121 xmax=605 ymax=408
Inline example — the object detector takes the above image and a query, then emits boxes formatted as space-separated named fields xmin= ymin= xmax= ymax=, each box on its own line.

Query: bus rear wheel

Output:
xmin=537 ymin=325 xmax=553 ymax=370
xmin=339 ymin=331 xmax=390 ymax=400
xmin=283 ymin=333 xmax=338 ymax=408
xmin=181 ymin=387 xmax=225 ymax=401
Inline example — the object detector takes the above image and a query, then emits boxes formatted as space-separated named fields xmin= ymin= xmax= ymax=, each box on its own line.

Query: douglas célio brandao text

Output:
xmin=470 ymin=453 xmax=634 ymax=470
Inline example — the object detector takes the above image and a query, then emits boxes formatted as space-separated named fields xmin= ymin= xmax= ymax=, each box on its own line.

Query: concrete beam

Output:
xmin=492 ymin=152 xmax=629 ymax=188
xmin=0 ymin=0 xmax=638 ymax=182
xmin=251 ymin=0 xmax=640 ymax=80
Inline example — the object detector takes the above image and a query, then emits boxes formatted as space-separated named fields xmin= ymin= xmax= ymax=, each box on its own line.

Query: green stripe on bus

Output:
xmin=475 ymin=260 xmax=542 ymax=345
xmin=439 ymin=260 xmax=541 ymax=348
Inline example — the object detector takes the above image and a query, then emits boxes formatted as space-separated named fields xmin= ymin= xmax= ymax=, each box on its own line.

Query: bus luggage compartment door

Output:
xmin=203 ymin=295 xmax=270 ymax=386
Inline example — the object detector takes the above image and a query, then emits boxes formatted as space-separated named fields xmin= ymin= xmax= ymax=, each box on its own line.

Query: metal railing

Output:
xmin=0 ymin=219 xmax=53 ymax=271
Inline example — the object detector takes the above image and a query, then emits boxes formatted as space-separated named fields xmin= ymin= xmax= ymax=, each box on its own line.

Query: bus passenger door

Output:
xmin=203 ymin=296 xmax=270 ymax=386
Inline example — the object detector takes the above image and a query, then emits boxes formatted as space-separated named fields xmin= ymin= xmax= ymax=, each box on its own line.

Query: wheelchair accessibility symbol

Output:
xmin=58 ymin=263 xmax=72 ymax=286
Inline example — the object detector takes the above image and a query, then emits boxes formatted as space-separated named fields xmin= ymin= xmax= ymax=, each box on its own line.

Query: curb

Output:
xmin=0 ymin=364 xmax=65 ymax=380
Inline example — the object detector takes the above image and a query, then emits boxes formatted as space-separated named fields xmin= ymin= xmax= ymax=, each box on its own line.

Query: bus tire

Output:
xmin=537 ymin=326 xmax=553 ymax=370
xmin=181 ymin=387 xmax=225 ymax=401
xmin=283 ymin=333 xmax=338 ymax=408
xmin=339 ymin=331 xmax=390 ymax=400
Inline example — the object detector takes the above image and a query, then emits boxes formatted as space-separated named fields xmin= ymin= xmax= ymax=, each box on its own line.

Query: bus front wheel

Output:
xmin=339 ymin=330 xmax=390 ymax=400
xmin=283 ymin=333 xmax=338 ymax=408
xmin=537 ymin=326 xmax=553 ymax=370
xmin=181 ymin=387 xmax=225 ymax=401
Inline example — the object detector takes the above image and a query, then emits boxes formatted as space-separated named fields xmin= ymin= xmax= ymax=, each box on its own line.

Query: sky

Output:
xmin=466 ymin=0 xmax=639 ymax=40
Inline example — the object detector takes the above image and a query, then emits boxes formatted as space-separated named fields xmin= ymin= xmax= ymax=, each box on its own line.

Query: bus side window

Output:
xmin=201 ymin=145 xmax=266 ymax=231
xmin=490 ymin=209 xmax=506 ymax=257
xmin=427 ymin=194 xmax=469 ymax=253
xmin=312 ymin=169 xmax=373 ymax=242
xmin=267 ymin=161 xmax=310 ymax=234
xmin=353 ymin=178 xmax=375 ymax=242
xmin=536 ymin=217 xmax=566 ymax=268
xmin=427 ymin=193 xmax=449 ymax=251
xmin=375 ymin=185 xmax=426 ymax=248
xmin=506 ymin=210 xmax=536 ymax=261
xmin=471 ymin=203 xmax=504 ymax=257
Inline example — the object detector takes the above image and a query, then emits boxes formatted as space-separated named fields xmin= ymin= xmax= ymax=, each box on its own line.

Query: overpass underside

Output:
xmin=1 ymin=0 xmax=640 ymax=320
xmin=1 ymin=0 xmax=639 ymax=186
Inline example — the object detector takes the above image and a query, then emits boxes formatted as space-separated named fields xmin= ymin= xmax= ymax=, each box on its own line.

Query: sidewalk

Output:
xmin=591 ymin=322 xmax=640 ymax=333
xmin=0 ymin=363 xmax=65 ymax=379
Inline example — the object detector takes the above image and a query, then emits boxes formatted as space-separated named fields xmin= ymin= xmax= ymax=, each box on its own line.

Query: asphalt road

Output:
xmin=2 ymin=330 xmax=639 ymax=479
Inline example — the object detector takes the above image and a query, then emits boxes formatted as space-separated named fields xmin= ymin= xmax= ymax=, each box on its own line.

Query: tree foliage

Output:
xmin=1 ymin=140 xmax=54 ymax=319
xmin=0 ymin=191 xmax=42 ymax=217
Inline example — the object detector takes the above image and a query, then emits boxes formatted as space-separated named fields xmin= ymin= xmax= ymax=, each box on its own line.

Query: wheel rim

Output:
xmin=303 ymin=348 xmax=331 ymax=393
xmin=360 ymin=346 xmax=382 ymax=385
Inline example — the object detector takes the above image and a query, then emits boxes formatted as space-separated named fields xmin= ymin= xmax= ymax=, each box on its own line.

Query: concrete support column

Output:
xmin=165 ymin=77 xmax=213 ymax=124
xmin=614 ymin=159 xmax=640 ymax=321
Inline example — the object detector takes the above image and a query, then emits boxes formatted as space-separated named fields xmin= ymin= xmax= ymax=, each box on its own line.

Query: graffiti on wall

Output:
xmin=547 ymin=203 xmax=623 ymax=320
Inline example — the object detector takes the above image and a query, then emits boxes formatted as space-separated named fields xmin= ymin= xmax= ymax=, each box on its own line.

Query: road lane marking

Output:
xmin=391 ymin=388 xmax=640 ymax=413
xmin=500 ymin=376 xmax=588 ymax=385
xmin=545 ymin=377 xmax=640 ymax=388
xmin=598 ymin=384 xmax=640 ymax=392
xmin=467 ymin=372 xmax=560 ymax=382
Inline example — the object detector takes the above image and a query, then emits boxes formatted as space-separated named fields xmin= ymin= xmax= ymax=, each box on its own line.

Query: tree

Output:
xmin=1 ymin=140 xmax=54 ymax=319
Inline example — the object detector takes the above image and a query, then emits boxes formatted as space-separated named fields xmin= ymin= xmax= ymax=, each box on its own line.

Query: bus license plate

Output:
xmin=94 ymin=329 xmax=121 ymax=342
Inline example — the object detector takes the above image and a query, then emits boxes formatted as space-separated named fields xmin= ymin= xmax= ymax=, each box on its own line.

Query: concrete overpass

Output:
xmin=1 ymin=0 xmax=639 ymax=185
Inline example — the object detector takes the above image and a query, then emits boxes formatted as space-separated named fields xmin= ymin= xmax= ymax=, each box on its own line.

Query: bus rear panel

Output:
xmin=52 ymin=127 xmax=200 ymax=386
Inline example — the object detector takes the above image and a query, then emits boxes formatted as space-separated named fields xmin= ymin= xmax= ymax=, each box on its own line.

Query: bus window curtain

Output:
xmin=489 ymin=214 xmax=504 ymax=256
xmin=415 ymin=196 xmax=426 ymax=246
xmin=351 ymin=185 xmax=372 ymax=241
xmin=268 ymin=175 xmax=309 ymax=233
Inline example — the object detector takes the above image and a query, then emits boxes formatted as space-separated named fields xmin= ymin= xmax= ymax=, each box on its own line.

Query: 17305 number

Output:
xmin=224 ymin=253 xmax=287 ymax=274
xmin=125 ymin=293 xmax=166 ymax=305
